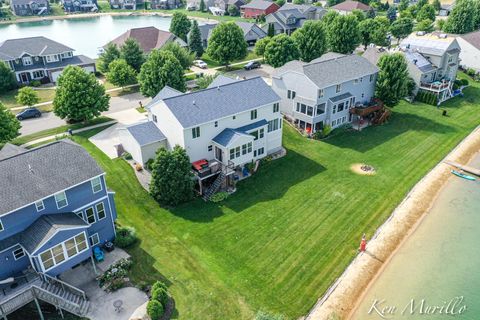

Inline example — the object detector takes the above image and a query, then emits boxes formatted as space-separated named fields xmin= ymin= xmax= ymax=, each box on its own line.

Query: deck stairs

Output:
xmin=202 ymin=172 xmax=226 ymax=201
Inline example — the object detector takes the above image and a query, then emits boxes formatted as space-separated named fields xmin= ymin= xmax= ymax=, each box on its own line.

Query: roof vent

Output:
xmin=192 ymin=100 xmax=196 ymax=105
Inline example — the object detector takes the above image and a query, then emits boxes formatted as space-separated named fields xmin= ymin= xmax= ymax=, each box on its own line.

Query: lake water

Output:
xmin=352 ymin=154 xmax=480 ymax=320
xmin=0 ymin=15 xmax=175 ymax=58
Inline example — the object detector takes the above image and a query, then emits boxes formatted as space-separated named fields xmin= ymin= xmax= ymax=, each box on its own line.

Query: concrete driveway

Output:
xmin=226 ymin=64 xmax=274 ymax=85
xmin=89 ymin=109 xmax=148 ymax=159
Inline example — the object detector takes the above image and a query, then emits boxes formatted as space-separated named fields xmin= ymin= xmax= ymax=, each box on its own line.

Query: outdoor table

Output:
xmin=113 ymin=299 xmax=123 ymax=312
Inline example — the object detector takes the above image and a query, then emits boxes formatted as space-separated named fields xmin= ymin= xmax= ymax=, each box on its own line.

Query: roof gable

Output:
xmin=331 ymin=0 xmax=372 ymax=11
xmin=0 ymin=37 xmax=74 ymax=60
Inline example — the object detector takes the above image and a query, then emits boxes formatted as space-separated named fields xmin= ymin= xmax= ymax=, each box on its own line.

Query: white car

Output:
xmin=194 ymin=60 xmax=208 ymax=69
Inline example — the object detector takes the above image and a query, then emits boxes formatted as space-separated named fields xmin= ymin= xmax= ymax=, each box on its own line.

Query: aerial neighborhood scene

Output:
xmin=1 ymin=0 xmax=480 ymax=318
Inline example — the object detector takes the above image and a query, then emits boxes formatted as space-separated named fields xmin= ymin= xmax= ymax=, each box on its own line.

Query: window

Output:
xmin=35 ymin=200 xmax=45 ymax=212
xmin=0 ymin=219 xmax=3 ymax=232
xmin=91 ymin=176 xmax=102 ymax=193
xmin=54 ymin=192 xmax=68 ymax=209
xmin=354 ymin=78 xmax=358 ymax=84
xmin=13 ymin=247 xmax=25 ymax=260
xmin=86 ymin=207 xmax=96 ymax=224
xmin=257 ymin=147 xmax=264 ymax=156
xmin=370 ymin=74 xmax=374 ymax=82
xmin=61 ymin=52 xmax=73 ymax=59
xmin=287 ymin=90 xmax=296 ymax=99
xmin=361 ymin=93 xmax=365 ymax=98
xmin=273 ymin=103 xmax=279 ymax=113
xmin=230 ymin=142 xmax=252 ymax=160
xmin=89 ymin=233 xmax=100 ymax=247
xmin=247 ymin=142 xmax=252 ymax=153
xmin=268 ymin=118 xmax=280 ymax=132
xmin=342 ymin=116 xmax=346 ymax=123
xmin=318 ymin=89 xmax=324 ymax=98
xmin=338 ymin=102 xmax=345 ymax=112
xmin=307 ymin=106 xmax=313 ymax=116
xmin=230 ymin=149 xmax=235 ymax=160
xmin=45 ymin=55 xmax=59 ymax=63
xmin=96 ymin=202 xmax=106 ymax=220
xmin=76 ymin=211 xmax=84 ymax=221
xmin=233 ymin=115 xmax=236 ymax=120
xmin=333 ymin=105 xmax=337 ymax=114
xmin=316 ymin=103 xmax=326 ymax=115
xmin=64 ymin=233 xmax=87 ymax=259
xmin=22 ymin=56 xmax=32 ymax=66
xmin=192 ymin=127 xmax=200 ymax=139
xmin=259 ymin=128 xmax=264 ymax=139
xmin=251 ymin=109 xmax=257 ymax=120
xmin=301 ymin=104 xmax=306 ymax=114
xmin=251 ymin=130 xmax=259 ymax=140
xmin=52 ymin=244 xmax=66 ymax=264
xmin=336 ymin=84 xmax=341 ymax=93
xmin=40 ymin=250 xmax=54 ymax=270
xmin=32 ymin=70 xmax=44 ymax=79
xmin=214 ymin=121 xmax=218 ymax=127
xmin=235 ymin=146 xmax=240 ymax=158
xmin=208 ymin=145 xmax=213 ymax=152
xmin=242 ymin=144 xmax=247 ymax=155
xmin=152 ymin=114 xmax=157 ymax=123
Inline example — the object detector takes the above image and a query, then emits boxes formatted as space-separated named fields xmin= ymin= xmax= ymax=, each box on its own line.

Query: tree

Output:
xmin=196 ymin=74 xmax=216 ymax=89
xmin=264 ymin=34 xmax=300 ymax=68
xmin=53 ymin=66 xmax=110 ymax=123
xmin=98 ymin=43 xmax=120 ymax=73
xmin=106 ymin=59 xmax=137 ymax=88
xmin=416 ymin=4 xmax=436 ymax=21
xmin=416 ymin=0 xmax=427 ymax=9
xmin=375 ymin=53 xmax=409 ymax=107
xmin=292 ymin=21 xmax=327 ymax=62
xmin=351 ymin=9 xmax=365 ymax=22
xmin=15 ymin=87 xmax=39 ymax=107
xmin=321 ymin=10 xmax=339 ymax=26
xmin=276 ymin=0 xmax=285 ymax=6
xmin=188 ymin=20 xmax=204 ymax=58
xmin=0 ymin=102 xmax=21 ymax=144
xmin=414 ymin=19 xmax=434 ymax=32
xmin=386 ymin=6 xmax=397 ymax=22
xmin=444 ymin=0 xmax=476 ymax=34
xmin=199 ymin=0 xmax=206 ymax=11
xmin=169 ymin=12 xmax=191 ymax=42
xmin=327 ymin=14 xmax=361 ymax=54
xmin=398 ymin=0 xmax=409 ymax=11
xmin=150 ymin=146 xmax=194 ymax=206
xmin=432 ymin=0 xmax=441 ymax=12
xmin=228 ymin=5 xmax=239 ymax=16
xmin=161 ymin=42 xmax=194 ymax=70
xmin=390 ymin=17 xmax=414 ymax=43
xmin=120 ymin=38 xmax=145 ymax=72
xmin=206 ymin=22 xmax=247 ymax=68
xmin=0 ymin=61 xmax=17 ymax=93
xmin=138 ymin=50 xmax=186 ymax=97
xmin=293 ymin=0 xmax=305 ymax=4
xmin=359 ymin=19 xmax=378 ymax=49
xmin=254 ymin=36 xmax=272 ymax=58
xmin=267 ymin=23 xmax=275 ymax=37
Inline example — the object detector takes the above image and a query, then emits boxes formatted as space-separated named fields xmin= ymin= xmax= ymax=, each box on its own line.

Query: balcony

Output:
xmin=420 ymin=80 xmax=451 ymax=92
xmin=192 ymin=159 xmax=235 ymax=180
xmin=349 ymin=98 xmax=384 ymax=117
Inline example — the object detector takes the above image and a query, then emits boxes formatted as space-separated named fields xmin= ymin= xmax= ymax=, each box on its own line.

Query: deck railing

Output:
xmin=40 ymin=272 xmax=86 ymax=300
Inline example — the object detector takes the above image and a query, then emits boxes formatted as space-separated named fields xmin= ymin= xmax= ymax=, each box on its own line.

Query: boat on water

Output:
xmin=451 ymin=169 xmax=476 ymax=181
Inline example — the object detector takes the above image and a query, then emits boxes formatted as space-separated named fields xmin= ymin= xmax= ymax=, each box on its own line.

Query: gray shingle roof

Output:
xmin=212 ymin=128 xmax=253 ymax=147
xmin=0 ymin=143 xmax=26 ymax=161
xmin=0 ymin=213 xmax=88 ymax=253
xmin=160 ymin=77 xmax=280 ymax=128
xmin=146 ymin=85 xmax=182 ymax=110
xmin=400 ymin=33 xmax=457 ymax=56
xmin=273 ymin=53 xmax=379 ymax=89
xmin=329 ymin=92 xmax=353 ymax=103
xmin=404 ymin=50 xmax=436 ymax=73
xmin=0 ymin=140 xmax=104 ymax=215
xmin=460 ymin=30 xmax=480 ymax=51
xmin=0 ymin=37 xmax=74 ymax=60
xmin=207 ymin=74 xmax=239 ymax=88
xmin=126 ymin=121 xmax=166 ymax=146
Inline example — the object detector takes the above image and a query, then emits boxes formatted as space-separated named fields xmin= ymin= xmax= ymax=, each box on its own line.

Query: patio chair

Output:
xmin=93 ymin=247 xmax=104 ymax=262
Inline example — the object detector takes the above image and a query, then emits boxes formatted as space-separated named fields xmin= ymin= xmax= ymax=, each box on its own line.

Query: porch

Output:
xmin=192 ymin=159 xmax=236 ymax=200
xmin=419 ymin=79 xmax=453 ymax=103
xmin=349 ymin=99 xmax=388 ymax=130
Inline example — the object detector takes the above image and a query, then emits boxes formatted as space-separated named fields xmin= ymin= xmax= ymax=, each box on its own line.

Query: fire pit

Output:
xmin=350 ymin=163 xmax=376 ymax=175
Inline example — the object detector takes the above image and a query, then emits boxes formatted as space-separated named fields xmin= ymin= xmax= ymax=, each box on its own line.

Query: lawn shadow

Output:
xmin=323 ymin=109 xmax=457 ymax=153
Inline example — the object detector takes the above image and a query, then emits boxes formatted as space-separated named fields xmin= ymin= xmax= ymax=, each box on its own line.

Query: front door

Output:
xmin=215 ymin=146 xmax=223 ymax=162
xmin=20 ymin=72 xmax=30 ymax=83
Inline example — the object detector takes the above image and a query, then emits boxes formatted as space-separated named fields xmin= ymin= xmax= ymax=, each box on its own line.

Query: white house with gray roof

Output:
xmin=264 ymin=3 xmax=326 ymax=36
xmin=271 ymin=52 xmax=379 ymax=133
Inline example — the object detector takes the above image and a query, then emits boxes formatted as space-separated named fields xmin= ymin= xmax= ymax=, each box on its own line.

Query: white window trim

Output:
xmin=38 ymin=231 xmax=89 ymax=273
xmin=89 ymin=233 xmax=100 ymax=246
xmin=35 ymin=200 xmax=45 ymax=212
xmin=85 ymin=207 xmax=96 ymax=224
xmin=13 ymin=247 xmax=25 ymax=260
xmin=91 ymin=177 xmax=103 ymax=194
xmin=54 ymin=191 xmax=68 ymax=209
xmin=22 ymin=56 xmax=32 ymax=66
xmin=96 ymin=202 xmax=106 ymax=221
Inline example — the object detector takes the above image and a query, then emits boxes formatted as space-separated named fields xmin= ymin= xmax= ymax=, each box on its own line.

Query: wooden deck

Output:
xmin=444 ymin=160 xmax=480 ymax=176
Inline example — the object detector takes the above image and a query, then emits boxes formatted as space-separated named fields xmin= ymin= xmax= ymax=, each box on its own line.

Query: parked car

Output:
xmin=244 ymin=61 xmax=261 ymax=70
xmin=16 ymin=107 xmax=41 ymax=120
xmin=194 ymin=60 xmax=208 ymax=69
xmin=187 ymin=4 xmax=196 ymax=10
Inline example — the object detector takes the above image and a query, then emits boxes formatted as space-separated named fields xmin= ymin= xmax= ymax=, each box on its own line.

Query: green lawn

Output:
xmin=0 ymin=88 xmax=56 ymax=109
xmin=70 ymin=79 xmax=480 ymax=319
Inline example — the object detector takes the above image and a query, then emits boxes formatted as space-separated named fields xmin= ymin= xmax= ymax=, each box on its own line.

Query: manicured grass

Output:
xmin=0 ymin=87 xmax=56 ymax=109
xmin=12 ymin=116 xmax=113 ymax=145
xmin=71 ymin=79 xmax=480 ymax=319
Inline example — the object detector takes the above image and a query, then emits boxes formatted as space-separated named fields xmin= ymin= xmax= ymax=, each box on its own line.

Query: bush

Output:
xmin=147 ymin=300 xmax=164 ymax=320
xmin=123 ymin=152 xmax=133 ymax=160
xmin=415 ymin=90 xmax=438 ymax=106
xmin=98 ymin=258 xmax=133 ymax=291
xmin=210 ymin=191 xmax=229 ymax=203
xmin=30 ymin=80 xmax=41 ymax=87
xmin=115 ymin=226 xmax=137 ymax=248
xmin=146 ymin=158 xmax=154 ymax=171
xmin=152 ymin=281 xmax=168 ymax=293
xmin=152 ymin=287 xmax=169 ymax=307
xmin=466 ymin=68 xmax=476 ymax=77
xmin=460 ymin=78 xmax=469 ymax=86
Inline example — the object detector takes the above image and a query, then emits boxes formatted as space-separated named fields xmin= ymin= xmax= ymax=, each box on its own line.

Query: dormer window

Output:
xmin=45 ymin=55 xmax=60 ymax=63
xmin=22 ymin=56 xmax=32 ymax=66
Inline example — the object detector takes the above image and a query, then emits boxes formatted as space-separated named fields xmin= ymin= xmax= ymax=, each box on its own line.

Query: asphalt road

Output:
xmin=19 ymin=92 xmax=151 ymax=136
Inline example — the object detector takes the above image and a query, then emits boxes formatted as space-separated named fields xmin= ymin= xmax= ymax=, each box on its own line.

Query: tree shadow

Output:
xmin=323 ymin=110 xmax=457 ymax=153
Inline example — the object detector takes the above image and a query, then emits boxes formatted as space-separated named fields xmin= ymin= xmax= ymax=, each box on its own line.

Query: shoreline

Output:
xmin=305 ymin=125 xmax=480 ymax=320
xmin=0 ymin=10 xmax=222 ymax=26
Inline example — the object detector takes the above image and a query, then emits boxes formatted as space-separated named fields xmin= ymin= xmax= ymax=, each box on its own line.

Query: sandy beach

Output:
xmin=305 ymin=125 xmax=480 ymax=320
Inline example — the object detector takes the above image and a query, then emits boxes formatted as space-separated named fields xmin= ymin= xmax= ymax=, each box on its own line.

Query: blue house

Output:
xmin=0 ymin=140 xmax=117 ymax=317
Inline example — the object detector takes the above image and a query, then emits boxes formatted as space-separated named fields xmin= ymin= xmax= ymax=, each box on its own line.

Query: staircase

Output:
xmin=0 ymin=274 xmax=89 ymax=318
xmin=202 ymin=172 xmax=226 ymax=201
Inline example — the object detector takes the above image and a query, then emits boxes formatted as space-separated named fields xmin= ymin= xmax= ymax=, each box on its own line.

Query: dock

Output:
xmin=444 ymin=160 xmax=480 ymax=177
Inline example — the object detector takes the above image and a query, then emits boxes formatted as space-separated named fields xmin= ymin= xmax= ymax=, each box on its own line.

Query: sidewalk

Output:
xmin=21 ymin=120 xmax=117 ymax=147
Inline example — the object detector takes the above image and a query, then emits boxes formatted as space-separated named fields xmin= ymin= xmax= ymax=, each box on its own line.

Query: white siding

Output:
xmin=457 ymin=37 xmax=480 ymax=72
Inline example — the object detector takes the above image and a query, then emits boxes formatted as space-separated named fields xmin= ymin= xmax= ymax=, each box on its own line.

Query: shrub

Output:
xmin=210 ymin=191 xmax=229 ymax=203
xmin=322 ymin=124 xmax=332 ymax=138
xmin=152 ymin=281 xmax=168 ymax=293
xmin=98 ymin=258 xmax=133 ymax=290
xmin=460 ymin=78 xmax=469 ymax=86
xmin=115 ymin=226 xmax=137 ymax=248
xmin=30 ymin=80 xmax=41 ymax=87
xmin=152 ymin=287 xmax=169 ymax=307
xmin=146 ymin=158 xmax=154 ymax=171
xmin=147 ymin=300 xmax=164 ymax=320
xmin=123 ymin=152 xmax=133 ymax=160
xmin=466 ymin=68 xmax=476 ymax=77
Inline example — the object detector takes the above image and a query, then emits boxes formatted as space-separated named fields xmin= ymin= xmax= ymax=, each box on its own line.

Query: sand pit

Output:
xmin=350 ymin=163 xmax=376 ymax=175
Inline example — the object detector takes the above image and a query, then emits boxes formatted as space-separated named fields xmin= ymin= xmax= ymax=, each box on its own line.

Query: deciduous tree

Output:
xmin=188 ymin=20 xmax=204 ymax=58
xmin=169 ymin=12 xmax=191 ymax=42
xmin=292 ymin=20 xmax=327 ymax=62
xmin=264 ymin=34 xmax=300 ymax=68
xmin=0 ymin=61 xmax=17 ymax=93
xmin=416 ymin=4 xmax=436 ymax=21
xmin=206 ymin=22 xmax=247 ymax=68
xmin=398 ymin=0 xmax=409 ymax=11
xmin=327 ymin=14 xmax=361 ymax=54
xmin=0 ymin=102 xmax=21 ymax=143
xmin=106 ymin=59 xmax=137 ymax=88
xmin=254 ymin=36 xmax=272 ymax=58
xmin=228 ymin=5 xmax=239 ymax=16
xmin=120 ymin=38 xmax=145 ymax=72
xmin=15 ymin=87 xmax=39 ymax=107
xmin=138 ymin=50 xmax=186 ymax=97
xmin=414 ymin=19 xmax=434 ymax=32
xmin=390 ymin=17 xmax=414 ymax=43
xmin=98 ymin=43 xmax=120 ymax=73
xmin=150 ymin=146 xmax=194 ymax=206
xmin=53 ymin=66 xmax=110 ymax=122
xmin=375 ymin=53 xmax=409 ymax=107
xmin=432 ymin=0 xmax=441 ymax=12
xmin=444 ymin=0 xmax=476 ymax=34
xmin=161 ymin=42 xmax=194 ymax=70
